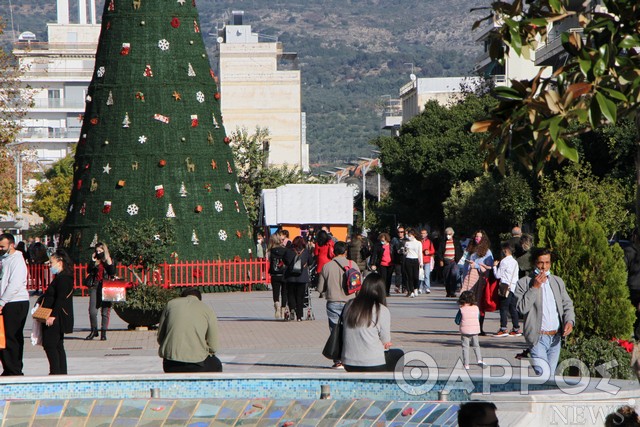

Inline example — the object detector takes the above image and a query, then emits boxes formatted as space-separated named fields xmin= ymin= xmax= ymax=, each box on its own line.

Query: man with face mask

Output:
xmin=437 ymin=227 xmax=463 ymax=298
xmin=515 ymin=248 xmax=574 ymax=378
xmin=0 ymin=233 xmax=30 ymax=375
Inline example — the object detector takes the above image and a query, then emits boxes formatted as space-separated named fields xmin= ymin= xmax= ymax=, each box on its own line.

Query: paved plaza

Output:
xmin=22 ymin=283 xmax=525 ymax=377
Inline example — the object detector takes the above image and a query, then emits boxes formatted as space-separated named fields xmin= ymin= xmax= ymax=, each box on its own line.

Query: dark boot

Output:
xmin=100 ymin=329 xmax=107 ymax=341
xmin=85 ymin=328 xmax=98 ymax=340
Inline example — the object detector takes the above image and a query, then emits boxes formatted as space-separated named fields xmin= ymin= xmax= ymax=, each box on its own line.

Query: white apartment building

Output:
xmin=12 ymin=0 xmax=100 ymax=168
xmin=398 ymin=76 xmax=483 ymax=123
xmin=475 ymin=20 xmax=551 ymax=86
xmin=218 ymin=11 xmax=309 ymax=171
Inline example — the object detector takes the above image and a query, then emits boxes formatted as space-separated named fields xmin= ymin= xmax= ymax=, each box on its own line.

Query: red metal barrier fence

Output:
xmin=27 ymin=259 xmax=271 ymax=296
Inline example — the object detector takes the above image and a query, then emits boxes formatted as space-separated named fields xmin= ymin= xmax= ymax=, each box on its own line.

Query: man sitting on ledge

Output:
xmin=157 ymin=288 xmax=222 ymax=373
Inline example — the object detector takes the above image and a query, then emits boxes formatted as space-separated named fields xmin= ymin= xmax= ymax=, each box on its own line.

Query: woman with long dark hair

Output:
xmin=403 ymin=228 xmax=423 ymax=298
xmin=370 ymin=232 xmax=394 ymax=296
xmin=85 ymin=242 xmax=116 ymax=340
xmin=313 ymin=230 xmax=335 ymax=276
xmin=341 ymin=273 xmax=403 ymax=372
xmin=460 ymin=230 xmax=494 ymax=335
xmin=40 ymin=248 xmax=74 ymax=374
xmin=284 ymin=236 xmax=312 ymax=321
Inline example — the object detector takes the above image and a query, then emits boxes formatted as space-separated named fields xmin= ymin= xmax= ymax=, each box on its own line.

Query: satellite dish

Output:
xmin=217 ymin=36 xmax=224 ymax=43
xmin=409 ymin=73 xmax=417 ymax=81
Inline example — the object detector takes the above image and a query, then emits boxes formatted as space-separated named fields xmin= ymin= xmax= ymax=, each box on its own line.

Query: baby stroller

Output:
xmin=308 ymin=260 xmax=318 ymax=290
xmin=302 ymin=283 xmax=315 ymax=320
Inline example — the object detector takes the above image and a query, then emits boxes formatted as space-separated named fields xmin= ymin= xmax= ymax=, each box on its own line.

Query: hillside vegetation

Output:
xmin=0 ymin=0 xmax=487 ymax=167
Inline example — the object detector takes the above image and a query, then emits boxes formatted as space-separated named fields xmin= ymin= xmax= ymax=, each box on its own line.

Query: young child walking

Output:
xmin=458 ymin=290 xmax=485 ymax=369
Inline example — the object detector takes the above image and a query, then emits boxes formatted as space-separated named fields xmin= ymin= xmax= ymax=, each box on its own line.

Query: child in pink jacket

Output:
xmin=458 ymin=291 xmax=485 ymax=369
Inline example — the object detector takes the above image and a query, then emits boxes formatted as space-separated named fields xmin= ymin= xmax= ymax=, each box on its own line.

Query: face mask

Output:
xmin=96 ymin=252 xmax=105 ymax=260
xmin=50 ymin=264 xmax=61 ymax=275
xmin=475 ymin=237 xmax=482 ymax=244
xmin=446 ymin=235 xmax=452 ymax=240
xmin=0 ymin=250 xmax=7 ymax=258
xmin=534 ymin=268 xmax=551 ymax=277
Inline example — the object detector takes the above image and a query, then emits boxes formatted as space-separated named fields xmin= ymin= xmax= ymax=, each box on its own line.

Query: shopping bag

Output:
xmin=101 ymin=280 xmax=129 ymax=302
xmin=0 ymin=315 xmax=5 ymax=349
xmin=481 ymin=273 xmax=501 ymax=313
xmin=322 ymin=318 xmax=344 ymax=360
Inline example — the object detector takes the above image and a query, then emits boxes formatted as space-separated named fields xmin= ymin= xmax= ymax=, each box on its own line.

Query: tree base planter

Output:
xmin=113 ymin=305 xmax=162 ymax=329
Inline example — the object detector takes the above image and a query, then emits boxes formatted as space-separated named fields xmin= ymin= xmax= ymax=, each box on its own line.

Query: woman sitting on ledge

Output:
xmin=341 ymin=273 xmax=404 ymax=372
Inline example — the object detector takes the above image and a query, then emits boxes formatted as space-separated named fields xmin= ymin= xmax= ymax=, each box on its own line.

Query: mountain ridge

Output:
xmin=0 ymin=0 xmax=488 ymax=167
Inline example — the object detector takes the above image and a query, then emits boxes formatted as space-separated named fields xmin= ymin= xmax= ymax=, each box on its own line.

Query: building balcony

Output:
xmin=30 ymin=98 xmax=86 ymax=109
xmin=13 ymin=42 xmax=98 ymax=54
xmin=19 ymin=127 xmax=81 ymax=141
xmin=380 ymin=114 xmax=402 ymax=131
xmin=21 ymin=68 xmax=94 ymax=81
xmin=535 ymin=27 xmax=583 ymax=67
xmin=399 ymin=81 xmax=416 ymax=97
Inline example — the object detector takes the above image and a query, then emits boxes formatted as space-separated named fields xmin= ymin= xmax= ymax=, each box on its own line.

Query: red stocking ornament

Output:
xmin=155 ymin=185 xmax=165 ymax=198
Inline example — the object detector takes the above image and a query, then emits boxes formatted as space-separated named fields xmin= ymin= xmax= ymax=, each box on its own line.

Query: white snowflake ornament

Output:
xmin=196 ymin=91 xmax=205 ymax=103
xmin=218 ymin=230 xmax=228 ymax=241
xmin=214 ymin=201 xmax=223 ymax=212
xmin=158 ymin=39 xmax=170 ymax=51
xmin=97 ymin=66 xmax=105 ymax=78
xmin=126 ymin=204 xmax=139 ymax=215
xmin=138 ymin=135 xmax=147 ymax=144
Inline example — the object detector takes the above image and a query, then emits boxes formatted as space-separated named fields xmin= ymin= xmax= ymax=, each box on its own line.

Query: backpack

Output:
xmin=270 ymin=253 xmax=286 ymax=276
xmin=290 ymin=250 xmax=304 ymax=276
xmin=336 ymin=260 xmax=362 ymax=295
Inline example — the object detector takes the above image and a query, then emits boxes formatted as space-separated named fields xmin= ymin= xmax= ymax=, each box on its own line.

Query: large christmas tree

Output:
xmin=60 ymin=0 xmax=253 ymax=263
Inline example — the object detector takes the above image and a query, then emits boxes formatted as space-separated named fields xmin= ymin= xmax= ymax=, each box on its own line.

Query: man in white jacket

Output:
xmin=0 ymin=233 xmax=30 ymax=376
xmin=493 ymin=242 xmax=521 ymax=337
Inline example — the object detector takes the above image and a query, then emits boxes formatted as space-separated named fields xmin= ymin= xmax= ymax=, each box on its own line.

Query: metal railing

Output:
xmin=27 ymin=259 xmax=271 ymax=295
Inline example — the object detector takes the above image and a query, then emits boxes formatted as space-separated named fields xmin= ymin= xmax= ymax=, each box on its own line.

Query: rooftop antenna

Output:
xmin=8 ymin=0 xmax=16 ymax=41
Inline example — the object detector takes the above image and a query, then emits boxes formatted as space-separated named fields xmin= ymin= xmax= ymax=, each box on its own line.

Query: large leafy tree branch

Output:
xmin=471 ymin=0 xmax=640 ymax=183
xmin=229 ymin=127 xmax=330 ymax=229
xmin=30 ymin=154 xmax=74 ymax=232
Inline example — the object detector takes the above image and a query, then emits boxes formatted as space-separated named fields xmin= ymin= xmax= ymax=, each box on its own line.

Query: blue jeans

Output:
xmin=326 ymin=301 xmax=346 ymax=333
xmin=530 ymin=333 xmax=562 ymax=377
xmin=419 ymin=263 xmax=431 ymax=292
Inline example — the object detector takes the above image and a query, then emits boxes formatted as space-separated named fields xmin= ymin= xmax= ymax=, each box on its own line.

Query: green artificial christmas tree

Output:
xmin=60 ymin=0 xmax=252 ymax=263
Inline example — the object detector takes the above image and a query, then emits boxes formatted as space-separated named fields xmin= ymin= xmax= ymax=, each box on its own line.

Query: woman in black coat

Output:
xmin=85 ymin=242 xmax=116 ymax=341
xmin=41 ymin=249 xmax=74 ymax=375
xmin=284 ymin=236 xmax=312 ymax=321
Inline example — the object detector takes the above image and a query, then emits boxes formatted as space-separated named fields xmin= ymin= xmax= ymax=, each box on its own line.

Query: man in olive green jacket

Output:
xmin=157 ymin=288 xmax=222 ymax=372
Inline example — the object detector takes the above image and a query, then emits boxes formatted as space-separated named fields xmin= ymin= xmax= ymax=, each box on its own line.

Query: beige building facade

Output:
xmin=218 ymin=13 xmax=308 ymax=171
xmin=399 ymin=77 xmax=482 ymax=123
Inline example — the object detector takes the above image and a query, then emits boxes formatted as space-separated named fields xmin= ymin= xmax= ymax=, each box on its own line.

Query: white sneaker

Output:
xmin=418 ymin=289 xmax=423 ymax=294
xmin=426 ymin=289 xmax=431 ymax=294
xmin=410 ymin=293 xmax=415 ymax=298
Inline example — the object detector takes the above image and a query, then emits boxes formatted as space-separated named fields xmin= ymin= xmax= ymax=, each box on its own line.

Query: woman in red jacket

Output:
xmin=313 ymin=230 xmax=335 ymax=275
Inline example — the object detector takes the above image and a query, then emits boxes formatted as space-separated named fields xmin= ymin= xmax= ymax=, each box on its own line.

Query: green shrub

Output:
xmin=537 ymin=192 xmax=635 ymax=341
xmin=560 ymin=337 xmax=634 ymax=380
